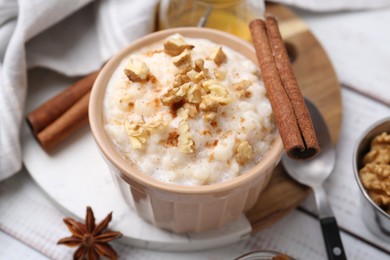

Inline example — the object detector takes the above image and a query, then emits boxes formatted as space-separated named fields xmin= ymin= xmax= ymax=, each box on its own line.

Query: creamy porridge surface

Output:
xmin=103 ymin=34 xmax=277 ymax=186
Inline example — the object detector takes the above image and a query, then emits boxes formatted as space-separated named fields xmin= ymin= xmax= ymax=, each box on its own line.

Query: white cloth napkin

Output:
xmin=1 ymin=0 xmax=390 ymax=181
xmin=0 ymin=0 xmax=158 ymax=180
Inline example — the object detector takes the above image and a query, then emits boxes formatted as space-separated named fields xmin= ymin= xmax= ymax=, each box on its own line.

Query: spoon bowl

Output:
xmin=282 ymin=99 xmax=346 ymax=260
xmin=282 ymin=99 xmax=335 ymax=188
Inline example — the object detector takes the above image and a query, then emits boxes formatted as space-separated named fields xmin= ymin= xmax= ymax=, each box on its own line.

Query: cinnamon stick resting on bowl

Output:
xmin=249 ymin=16 xmax=319 ymax=159
xmin=26 ymin=71 xmax=99 ymax=151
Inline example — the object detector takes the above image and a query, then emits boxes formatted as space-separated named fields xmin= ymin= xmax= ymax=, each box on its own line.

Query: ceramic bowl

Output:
xmin=353 ymin=117 xmax=390 ymax=241
xmin=89 ymin=27 xmax=283 ymax=233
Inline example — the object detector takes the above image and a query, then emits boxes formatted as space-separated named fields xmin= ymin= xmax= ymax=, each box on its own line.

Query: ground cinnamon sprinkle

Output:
xmin=201 ymin=129 xmax=212 ymax=136
xmin=205 ymin=139 xmax=219 ymax=148
xmin=150 ymin=74 xmax=158 ymax=84
xmin=153 ymin=98 xmax=161 ymax=108
xmin=164 ymin=131 xmax=179 ymax=147
xmin=210 ymin=121 xmax=218 ymax=127
xmin=170 ymin=100 xmax=185 ymax=117
xmin=145 ymin=49 xmax=164 ymax=57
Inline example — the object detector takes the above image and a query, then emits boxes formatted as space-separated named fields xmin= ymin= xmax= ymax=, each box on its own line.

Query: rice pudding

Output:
xmin=103 ymin=33 xmax=277 ymax=186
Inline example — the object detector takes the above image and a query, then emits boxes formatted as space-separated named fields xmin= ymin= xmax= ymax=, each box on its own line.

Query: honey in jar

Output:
xmin=158 ymin=0 xmax=264 ymax=41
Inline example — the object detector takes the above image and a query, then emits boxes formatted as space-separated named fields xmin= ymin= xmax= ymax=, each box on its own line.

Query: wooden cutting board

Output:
xmin=246 ymin=3 xmax=342 ymax=233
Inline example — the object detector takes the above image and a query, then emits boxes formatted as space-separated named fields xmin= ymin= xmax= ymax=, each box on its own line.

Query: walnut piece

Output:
xmin=186 ymin=83 xmax=202 ymax=104
xmin=173 ymin=74 xmax=190 ymax=88
xmin=183 ymin=103 xmax=198 ymax=118
xmin=235 ymin=140 xmax=254 ymax=165
xmin=210 ymin=46 xmax=227 ymax=66
xmin=172 ymin=50 xmax=192 ymax=73
xmin=124 ymin=59 xmax=150 ymax=82
xmin=178 ymin=120 xmax=194 ymax=153
xmin=372 ymin=131 xmax=390 ymax=147
xmin=160 ymin=87 xmax=183 ymax=105
xmin=359 ymin=132 xmax=390 ymax=214
xmin=233 ymin=80 xmax=251 ymax=98
xmin=124 ymin=120 xmax=149 ymax=149
xmin=199 ymin=97 xmax=219 ymax=112
xmin=194 ymin=59 xmax=205 ymax=72
xmin=186 ymin=70 xmax=206 ymax=83
xmin=202 ymin=80 xmax=231 ymax=105
xmin=203 ymin=111 xmax=217 ymax=122
xmin=164 ymin=36 xmax=194 ymax=56
xmin=145 ymin=118 xmax=166 ymax=132
xmin=363 ymin=148 xmax=390 ymax=165
xmin=214 ymin=70 xmax=226 ymax=81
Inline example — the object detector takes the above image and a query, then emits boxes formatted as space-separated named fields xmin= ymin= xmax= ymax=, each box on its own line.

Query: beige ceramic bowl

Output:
xmin=89 ymin=27 xmax=283 ymax=233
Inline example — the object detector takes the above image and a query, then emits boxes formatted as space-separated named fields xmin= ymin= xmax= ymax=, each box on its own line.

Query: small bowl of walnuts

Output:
xmin=353 ymin=117 xmax=390 ymax=241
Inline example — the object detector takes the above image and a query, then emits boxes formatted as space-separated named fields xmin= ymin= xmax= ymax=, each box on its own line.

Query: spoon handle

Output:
xmin=320 ymin=217 xmax=347 ymax=260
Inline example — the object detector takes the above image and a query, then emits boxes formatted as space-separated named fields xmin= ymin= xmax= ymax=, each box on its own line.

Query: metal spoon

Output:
xmin=282 ymin=99 xmax=347 ymax=260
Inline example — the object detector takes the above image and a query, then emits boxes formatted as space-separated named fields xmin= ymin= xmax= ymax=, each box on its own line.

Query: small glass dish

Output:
xmin=234 ymin=250 xmax=295 ymax=260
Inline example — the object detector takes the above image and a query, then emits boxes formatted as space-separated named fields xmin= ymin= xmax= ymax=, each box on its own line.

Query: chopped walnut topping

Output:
xmin=173 ymin=74 xmax=190 ymax=88
xmin=164 ymin=36 xmax=194 ymax=56
xmin=177 ymin=106 xmax=189 ymax=120
xmin=233 ymin=80 xmax=251 ymax=98
xmin=145 ymin=118 xmax=166 ymax=131
xmin=186 ymin=70 xmax=206 ymax=83
xmin=210 ymin=46 xmax=227 ymax=66
xmin=194 ymin=59 xmax=205 ymax=72
xmin=178 ymin=120 xmax=194 ymax=153
xmin=175 ymin=82 xmax=191 ymax=98
xmin=202 ymin=80 xmax=231 ymax=105
xmin=203 ymin=111 xmax=217 ymax=122
xmin=360 ymin=132 xmax=390 ymax=214
xmin=214 ymin=70 xmax=226 ymax=80
xmin=124 ymin=59 xmax=150 ymax=82
xmin=172 ymin=50 xmax=192 ymax=73
xmin=199 ymin=97 xmax=219 ymax=112
xmin=183 ymin=103 xmax=198 ymax=118
xmin=124 ymin=120 xmax=149 ymax=149
xmin=160 ymin=87 xmax=183 ymax=105
xmin=235 ymin=140 xmax=254 ymax=165
xmin=186 ymin=83 xmax=202 ymax=104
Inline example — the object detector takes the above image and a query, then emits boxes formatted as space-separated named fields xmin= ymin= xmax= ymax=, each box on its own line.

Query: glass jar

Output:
xmin=158 ymin=0 xmax=264 ymax=41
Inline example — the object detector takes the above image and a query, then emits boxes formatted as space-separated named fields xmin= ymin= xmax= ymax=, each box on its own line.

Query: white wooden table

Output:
xmin=1 ymin=6 xmax=390 ymax=260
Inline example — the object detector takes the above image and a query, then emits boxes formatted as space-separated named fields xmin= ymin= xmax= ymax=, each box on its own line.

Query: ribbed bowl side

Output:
xmin=125 ymin=164 xmax=275 ymax=233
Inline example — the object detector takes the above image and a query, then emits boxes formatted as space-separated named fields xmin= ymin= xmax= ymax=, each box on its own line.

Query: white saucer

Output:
xmin=21 ymin=70 xmax=252 ymax=251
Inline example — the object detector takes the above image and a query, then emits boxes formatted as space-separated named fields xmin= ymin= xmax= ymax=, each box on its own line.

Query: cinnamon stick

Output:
xmin=265 ymin=16 xmax=319 ymax=159
xmin=249 ymin=17 xmax=319 ymax=159
xmin=27 ymin=71 xmax=99 ymax=133
xmin=36 ymin=91 xmax=91 ymax=151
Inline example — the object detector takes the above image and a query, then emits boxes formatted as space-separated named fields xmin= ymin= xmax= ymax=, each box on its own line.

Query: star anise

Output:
xmin=57 ymin=206 xmax=123 ymax=260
